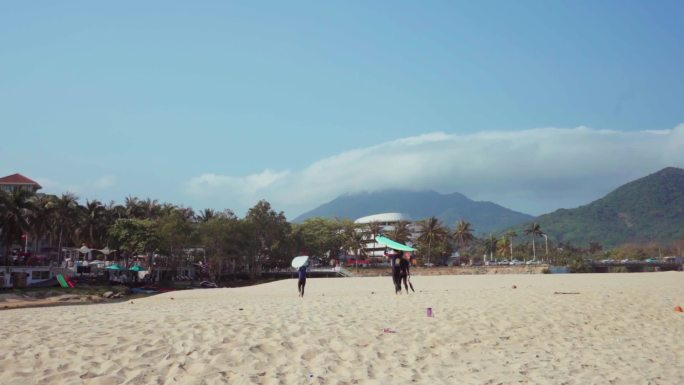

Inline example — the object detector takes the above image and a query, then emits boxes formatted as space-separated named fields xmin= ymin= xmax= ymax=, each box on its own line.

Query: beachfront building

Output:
xmin=0 ymin=173 xmax=42 ymax=194
xmin=353 ymin=212 xmax=419 ymax=263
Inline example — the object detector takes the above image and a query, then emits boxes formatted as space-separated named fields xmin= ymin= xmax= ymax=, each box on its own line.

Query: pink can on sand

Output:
xmin=427 ymin=307 xmax=433 ymax=317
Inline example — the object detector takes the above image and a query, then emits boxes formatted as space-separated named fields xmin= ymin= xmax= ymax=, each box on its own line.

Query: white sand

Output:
xmin=1 ymin=272 xmax=683 ymax=385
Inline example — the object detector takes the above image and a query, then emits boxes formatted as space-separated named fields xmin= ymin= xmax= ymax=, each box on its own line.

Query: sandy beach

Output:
xmin=1 ymin=272 xmax=682 ymax=385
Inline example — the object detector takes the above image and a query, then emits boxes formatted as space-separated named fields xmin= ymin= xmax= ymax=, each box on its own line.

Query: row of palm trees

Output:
xmin=1 ymin=186 xmax=549 ymax=271
xmin=364 ymin=216 xmax=546 ymax=265
xmin=0 ymin=189 xmax=207 ymax=264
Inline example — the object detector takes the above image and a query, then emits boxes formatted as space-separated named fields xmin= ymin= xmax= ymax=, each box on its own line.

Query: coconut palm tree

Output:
xmin=28 ymin=194 xmax=56 ymax=255
xmin=342 ymin=222 xmax=366 ymax=272
xmin=482 ymin=234 xmax=498 ymax=263
xmin=524 ymin=223 xmax=544 ymax=261
xmin=364 ymin=221 xmax=383 ymax=242
xmin=124 ymin=196 xmax=142 ymax=219
xmin=105 ymin=200 xmax=126 ymax=221
xmin=387 ymin=220 xmax=411 ymax=244
xmin=453 ymin=220 xmax=474 ymax=249
xmin=452 ymin=220 xmax=474 ymax=265
xmin=417 ymin=217 xmax=449 ymax=266
xmin=497 ymin=236 xmax=510 ymax=259
xmin=52 ymin=193 xmax=80 ymax=264
xmin=139 ymin=198 xmax=161 ymax=219
xmin=505 ymin=230 xmax=517 ymax=259
xmin=81 ymin=199 xmax=107 ymax=248
xmin=195 ymin=208 xmax=216 ymax=223
xmin=1 ymin=189 xmax=36 ymax=265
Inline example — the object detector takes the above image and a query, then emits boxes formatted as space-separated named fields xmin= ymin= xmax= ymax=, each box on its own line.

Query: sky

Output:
xmin=1 ymin=1 xmax=683 ymax=219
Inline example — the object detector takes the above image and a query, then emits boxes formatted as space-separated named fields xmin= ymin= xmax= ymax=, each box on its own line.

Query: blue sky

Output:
xmin=2 ymin=1 xmax=683 ymax=218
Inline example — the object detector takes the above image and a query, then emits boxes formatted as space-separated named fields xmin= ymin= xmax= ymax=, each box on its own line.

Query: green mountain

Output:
xmin=529 ymin=167 xmax=684 ymax=248
xmin=292 ymin=189 xmax=534 ymax=234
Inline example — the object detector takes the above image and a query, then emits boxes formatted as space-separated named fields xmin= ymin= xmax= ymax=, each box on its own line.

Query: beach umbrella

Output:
xmin=98 ymin=247 xmax=116 ymax=255
xmin=129 ymin=265 xmax=147 ymax=272
xmin=97 ymin=247 xmax=117 ymax=262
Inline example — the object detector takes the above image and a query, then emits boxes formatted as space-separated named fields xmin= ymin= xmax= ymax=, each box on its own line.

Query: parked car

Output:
xmin=509 ymin=259 xmax=523 ymax=265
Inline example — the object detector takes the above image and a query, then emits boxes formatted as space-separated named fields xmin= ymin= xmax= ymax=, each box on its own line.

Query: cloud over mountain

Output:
xmin=184 ymin=124 xmax=684 ymax=218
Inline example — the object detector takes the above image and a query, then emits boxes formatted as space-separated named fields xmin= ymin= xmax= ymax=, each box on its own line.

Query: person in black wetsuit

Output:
xmin=385 ymin=248 xmax=403 ymax=294
xmin=399 ymin=253 xmax=411 ymax=294
xmin=297 ymin=264 xmax=307 ymax=297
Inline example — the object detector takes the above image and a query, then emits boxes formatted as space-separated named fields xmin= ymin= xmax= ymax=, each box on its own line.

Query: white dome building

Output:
xmin=353 ymin=213 xmax=416 ymax=262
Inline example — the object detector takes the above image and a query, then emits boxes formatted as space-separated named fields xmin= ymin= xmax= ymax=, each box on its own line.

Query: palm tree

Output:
xmin=82 ymin=199 xmax=106 ymax=247
xmin=452 ymin=220 xmax=474 ymax=265
xmin=482 ymin=234 xmax=498 ymax=262
xmin=365 ymin=220 xmax=383 ymax=241
xmin=124 ymin=196 xmax=142 ymax=218
xmin=417 ymin=217 xmax=449 ymax=266
xmin=105 ymin=201 xmax=126 ymax=221
xmin=53 ymin=193 xmax=80 ymax=264
xmin=497 ymin=236 xmax=510 ymax=259
xmin=342 ymin=222 xmax=366 ymax=272
xmin=1 ymin=189 xmax=36 ymax=265
xmin=387 ymin=220 xmax=411 ymax=244
xmin=196 ymin=208 xmax=216 ymax=223
xmin=28 ymin=194 xmax=55 ymax=256
xmin=524 ymin=223 xmax=544 ymax=261
xmin=505 ymin=230 xmax=517 ymax=259
xmin=453 ymin=220 xmax=474 ymax=249
xmin=139 ymin=198 xmax=160 ymax=219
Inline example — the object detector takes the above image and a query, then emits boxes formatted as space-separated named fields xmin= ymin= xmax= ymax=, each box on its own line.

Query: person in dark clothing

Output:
xmin=297 ymin=264 xmax=307 ymax=297
xmin=386 ymin=248 xmax=403 ymax=294
xmin=399 ymin=253 xmax=411 ymax=294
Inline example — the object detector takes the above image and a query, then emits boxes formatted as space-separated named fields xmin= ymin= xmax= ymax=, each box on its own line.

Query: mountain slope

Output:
xmin=531 ymin=167 xmax=684 ymax=248
xmin=293 ymin=190 xmax=534 ymax=234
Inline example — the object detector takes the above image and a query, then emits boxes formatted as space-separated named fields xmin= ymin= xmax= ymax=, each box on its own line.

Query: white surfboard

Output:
xmin=291 ymin=255 xmax=309 ymax=268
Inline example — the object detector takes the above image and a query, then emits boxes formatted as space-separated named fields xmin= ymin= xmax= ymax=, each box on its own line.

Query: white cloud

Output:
xmin=183 ymin=124 xmax=684 ymax=218
xmin=93 ymin=175 xmax=116 ymax=190
xmin=184 ymin=169 xmax=291 ymax=210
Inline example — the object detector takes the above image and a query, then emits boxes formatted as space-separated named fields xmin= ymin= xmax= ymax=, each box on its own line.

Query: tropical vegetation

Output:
xmin=2 ymin=177 xmax=683 ymax=283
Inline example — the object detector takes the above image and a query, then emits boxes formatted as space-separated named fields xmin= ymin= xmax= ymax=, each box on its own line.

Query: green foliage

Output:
xmin=521 ymin=167 xmax=684 ymax=248
xmin=416 ymin=217 xmax=450 ymax=264
xmin=294 ymin=217 xmax=345 ymax=260
xmin=108 ymin=218 xmax=159 ymax=256
xmin=245 ymin=200 xmax=291 ymax=275
xmin=156 ymin=210 xmax=196 ymax=256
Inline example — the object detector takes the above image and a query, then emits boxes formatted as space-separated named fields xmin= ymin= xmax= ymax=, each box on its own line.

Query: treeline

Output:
xmin=2 ymin=189 xmax=682 ymax=280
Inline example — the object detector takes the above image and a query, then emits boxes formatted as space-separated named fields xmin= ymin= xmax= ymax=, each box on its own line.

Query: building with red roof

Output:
xmin=0 ymin=173 xmax=42 ymax=194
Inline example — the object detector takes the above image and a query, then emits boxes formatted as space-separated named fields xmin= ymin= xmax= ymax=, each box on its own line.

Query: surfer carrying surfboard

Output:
xmin=386 ymin=248 xmax=403 ymax=294
xmin=298 ymin=264 xmax=308 ymax=297
xmin=291 ymin=256 xmax=309 ymax=298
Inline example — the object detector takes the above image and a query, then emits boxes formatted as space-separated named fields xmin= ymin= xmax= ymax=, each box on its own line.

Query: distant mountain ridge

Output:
xmin=293 ymin=189 xmax=534 ymax=234
xmin=527 ymin=167 xmax=684 ymax=248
